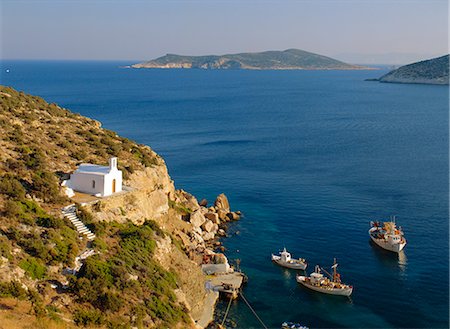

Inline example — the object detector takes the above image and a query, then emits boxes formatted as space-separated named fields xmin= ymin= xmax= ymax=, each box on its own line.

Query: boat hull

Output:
xmin=369 ymin=228 xmax=406 ymax=253
xmin=296 ymin=276 xmax=353 ymax=296
xmin=271 ymin=255 xmax=307 ymax=270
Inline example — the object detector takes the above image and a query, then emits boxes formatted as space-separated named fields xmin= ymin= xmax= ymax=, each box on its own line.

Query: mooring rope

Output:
xmin=239 ymin=292 xmax=268 ymax=329
xmin=221 ymin=295 xmax=234 ymax=327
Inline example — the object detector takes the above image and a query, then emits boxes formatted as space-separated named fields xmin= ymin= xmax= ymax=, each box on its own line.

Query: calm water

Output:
xmin=1 ymin=61 xmax=448 ymax=328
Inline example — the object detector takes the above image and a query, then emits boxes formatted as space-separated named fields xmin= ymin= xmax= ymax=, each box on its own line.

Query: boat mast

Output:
xmin=333 ymin=258 xmax=337 ymax=282
xmin=320 ymin=266 xmax=333 ymax=280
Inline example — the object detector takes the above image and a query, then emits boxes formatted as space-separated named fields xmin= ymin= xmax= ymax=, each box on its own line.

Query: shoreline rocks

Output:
xmin=80 ymin=182 xmax=242 ymax=328
xmin=180 ymin=192 xmax=241 ymax=245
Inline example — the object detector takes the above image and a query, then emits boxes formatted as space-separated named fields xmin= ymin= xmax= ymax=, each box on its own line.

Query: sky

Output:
xmin=0 ymin=0 xmax=448 ymax=64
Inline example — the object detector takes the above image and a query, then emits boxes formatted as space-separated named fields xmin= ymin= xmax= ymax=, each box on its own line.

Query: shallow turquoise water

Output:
xmin=1 ymin=61 xmax=448 ymax=328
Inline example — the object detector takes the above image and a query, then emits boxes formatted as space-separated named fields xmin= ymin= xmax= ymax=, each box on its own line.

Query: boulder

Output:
xmin=211 ymin=223 xmax=219 ymax=232
xmin=191 ymin=231 xmax=204 ymax=245
xmin=203 ymin=232 xmax=216 ymax=241
xmin=212 ymin=253 xmax=227 ymax=264
xmin=199 ymin=199 xmax=208 ymax=207
xmin=201 ymin=220 xmax=215 ymax=233
xmin=217 ymin=208 xmax=228 ymax=221
xmin=226 ymin=212 xmax=240 ymax=221
xmin=214 ymin=193 xmax=230 ymax=212
xmin=192 ymin=225 xmax=203 ymax=235
xmin=205 ymin=212 xmax=219 ymax=224
xmin=177 ymin=190 xmax=200 ymax=212
xmin=175 ymin=230 xmax=191 ymax=247
xmin=190 ymin=210 xmax=206 ymax=228
xmin=218 ymin=229 xmax=226 ymax=237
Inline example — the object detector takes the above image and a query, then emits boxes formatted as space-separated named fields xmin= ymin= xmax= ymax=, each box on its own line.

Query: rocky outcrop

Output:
xmin=81 ymin=163 xmax=241 ymax=327
xmin=190 ymin=210 xmax=207 ymax=228
xmin=152 ymin=234 xmax=207 ymax=323
xmin=370 ymin=55 xmax=449 ymax=85
xmin=0 ymin=256 xmax=26 ymax=283
xmin=214 ymin=193 xmax=230 ymax=212
xmin=84 ymin=165 xmax=174 ymax=228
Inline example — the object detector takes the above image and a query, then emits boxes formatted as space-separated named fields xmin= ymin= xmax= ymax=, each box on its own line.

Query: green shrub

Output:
xmin=56 ymin=139 xmax=70 ymax=149
xmin=0 ymin=281 xmax=28 ymax=299
xmin=168 ymin=199 xmax=192 ymax=214
xmin=73 ymin=307 xmax=105 ymax=326
xmin=71 ymin=149 xmax=88 ymax=161
xmin=18 ymin=234 xmax=49 ymax=261
xmin=14 ymin=199 xmax=47 ymax=224
xmin=36 ymin=215 xmax=64 ymax=228
xmin=0 ymin=175 xmax=26 ymax=199
xmin=28 ymin=288 xmax=46 ymax=317
xmin=131 ymin=146 xmax=158 ymax=167
xmin=4 ymin=159 xmax=24 ymax=171
xmin=46 ymin=229 xmax=79 ymax=265
xmin=4 ymin=199 xmax=22 ymax=218
xmin=0 ymin=236 xmax=12 ymax=260
xmin=19 ymin=257 xmax=47 ymax=279
xmin=46 ymin=103 xmax=67 ymax=117
xmin=8 ymin=127 xmax=24 ymax=143
xmin=32 ymin=171 xmax=61 ymax=202
xmin=78 ymin=256 xmax=114 ymax=289
xmin=77 ymin=207 xmax=99 ymax=233
xmin=21 ymin=148 xmax=45 ymax=170
xmin=70 ymin=277 xmax=97 ymax=303
xmin=91 ymin=237 xmax=107 ymax=252
xmin=77 ymin=207 xmax=94 ymax=223
xmin=144 ymin=295 xmax=188 ymax=325
xmin=144 ymin=220 xmax=165 ymax=237
xmin=96 ymin=291 xmax=123 ymax=312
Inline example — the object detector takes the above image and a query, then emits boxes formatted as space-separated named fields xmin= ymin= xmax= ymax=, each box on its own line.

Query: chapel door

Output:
xmin=112 ymin=179 xmax=116 ymax=193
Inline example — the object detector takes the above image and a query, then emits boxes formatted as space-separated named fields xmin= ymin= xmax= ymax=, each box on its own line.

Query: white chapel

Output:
xmin=68 ymin=157 xmax=123 ymax=197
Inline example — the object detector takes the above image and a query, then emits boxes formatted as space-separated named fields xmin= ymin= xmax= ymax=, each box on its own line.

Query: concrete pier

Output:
xmin=195 ymin=272 xmax=246 ymax=328
xmin=208 ymin=272 xmax=245 ymax=298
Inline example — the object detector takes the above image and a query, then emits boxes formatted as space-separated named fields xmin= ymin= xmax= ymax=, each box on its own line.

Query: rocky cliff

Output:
xmin=132 ymin=48 xmax=370 ymax=70
xmin=0 ymin=86 xmax=240 ymax=328
xmin=373 ymin=55 xmax=449 ymax=85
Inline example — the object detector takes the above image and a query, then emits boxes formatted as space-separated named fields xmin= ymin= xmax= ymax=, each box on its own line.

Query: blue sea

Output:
xmin=1 ymin=61 xmax=448 ymax=328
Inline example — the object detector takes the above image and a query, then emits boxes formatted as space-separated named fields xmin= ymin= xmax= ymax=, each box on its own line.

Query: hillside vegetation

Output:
xmin=0 ymin=86 xmax=198 ymax=328
xmin=132 ymin=48 xmax=368 ymax=70
xmin=375 ymin=55 xmax=449 ymax=85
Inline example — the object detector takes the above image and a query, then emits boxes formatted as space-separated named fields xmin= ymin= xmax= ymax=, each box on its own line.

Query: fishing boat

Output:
xmin=296 ymin=259 xmax=353 ymax=296
xmin=271 ymin=248 xmax=307 ymax=270
xmin=369 ymin=217 xmax=406 ymax=253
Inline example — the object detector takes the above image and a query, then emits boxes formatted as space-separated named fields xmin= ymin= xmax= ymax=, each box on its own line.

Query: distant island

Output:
xmin=131 ymin=49 xmax=372 ymax=70
xmin=368 ymin=55 xmax=449 ymax=85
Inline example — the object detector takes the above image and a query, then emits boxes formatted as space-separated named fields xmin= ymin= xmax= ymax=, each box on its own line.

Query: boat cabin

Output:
xmin=280 ymin=248 xmax=292 ymax=262
xmin=310 ymin=272 xmax=324 ymax=284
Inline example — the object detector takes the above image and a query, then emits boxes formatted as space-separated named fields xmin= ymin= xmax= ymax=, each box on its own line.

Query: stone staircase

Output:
xmin=62 ymin=204 xmax=96 ymax=241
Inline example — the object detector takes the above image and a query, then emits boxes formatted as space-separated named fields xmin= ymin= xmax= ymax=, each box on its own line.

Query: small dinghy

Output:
xmin=281 ymin=321 xmax=309 ymax=329
xmin=271 ymin=247 xmax=307 ymax=270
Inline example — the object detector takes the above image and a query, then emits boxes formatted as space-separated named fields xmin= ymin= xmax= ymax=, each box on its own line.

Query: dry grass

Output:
xmin=0 ymin=298 xmax=76 ymax=329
